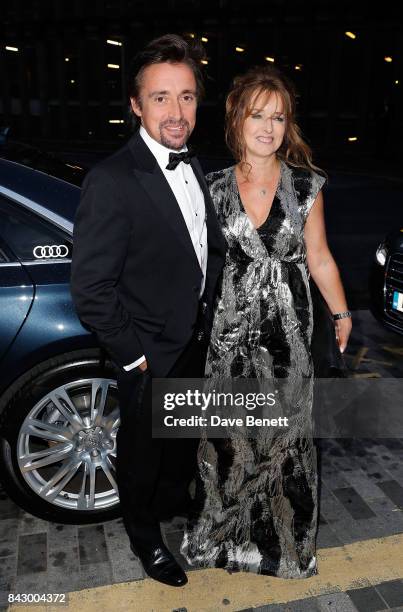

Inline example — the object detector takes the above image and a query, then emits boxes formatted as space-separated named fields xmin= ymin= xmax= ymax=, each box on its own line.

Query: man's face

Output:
xmin=130 ymin=62 xmax=197 ymax=150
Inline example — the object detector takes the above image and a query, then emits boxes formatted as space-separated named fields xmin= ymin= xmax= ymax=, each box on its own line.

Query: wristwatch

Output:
xmin=333 ymin=311 xmax=352 ymax=320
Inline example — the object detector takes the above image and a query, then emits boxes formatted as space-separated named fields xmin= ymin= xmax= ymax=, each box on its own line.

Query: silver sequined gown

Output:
xmin=181 ymin=161 xmax=326 ymax=577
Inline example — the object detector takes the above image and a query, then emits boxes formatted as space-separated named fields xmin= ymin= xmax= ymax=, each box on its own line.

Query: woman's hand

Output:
xmin=334 ymin=317 xmax=352 ymax=353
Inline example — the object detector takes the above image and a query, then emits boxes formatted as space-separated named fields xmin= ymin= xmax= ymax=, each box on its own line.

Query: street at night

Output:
xmin=1 ymin=1 xmax=403 ymax=610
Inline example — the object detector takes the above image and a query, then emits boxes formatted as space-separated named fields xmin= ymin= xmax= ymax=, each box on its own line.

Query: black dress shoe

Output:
xmin=130 ymin=541 xmax=188 ymax=587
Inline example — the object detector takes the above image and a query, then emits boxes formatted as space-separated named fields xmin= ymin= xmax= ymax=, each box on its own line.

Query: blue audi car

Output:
xmin=0 ymin=143 xmax=121 ymax=524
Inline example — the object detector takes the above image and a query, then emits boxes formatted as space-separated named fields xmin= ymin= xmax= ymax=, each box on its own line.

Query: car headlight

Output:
xmin=375 ymin=242 xmax=388 ymax=266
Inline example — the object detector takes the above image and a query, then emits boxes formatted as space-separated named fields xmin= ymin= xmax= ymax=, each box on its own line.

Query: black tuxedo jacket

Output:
xmin=70 ymin=131 xmax=226 ymax=376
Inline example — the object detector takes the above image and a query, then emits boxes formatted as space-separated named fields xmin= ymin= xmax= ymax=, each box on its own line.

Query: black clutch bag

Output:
xmin=309 ymin=278 xmax=348 ymax=378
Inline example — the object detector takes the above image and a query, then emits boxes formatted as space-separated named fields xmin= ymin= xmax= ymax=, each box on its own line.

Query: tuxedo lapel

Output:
xmin=190 ymin=157 xmax=227 ymax=257
xmin=128 ymin=133 xmax=201 ymax=270
xmin=190 ymin=157 xmax=211 ymax=211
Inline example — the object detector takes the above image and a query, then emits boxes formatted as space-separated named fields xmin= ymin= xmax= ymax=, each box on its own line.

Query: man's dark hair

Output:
xmin=127 ymin=34 xmax=206 ymax=129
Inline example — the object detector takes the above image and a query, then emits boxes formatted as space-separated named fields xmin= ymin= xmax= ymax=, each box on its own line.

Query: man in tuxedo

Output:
xmin=70 ymin=34 xmax=225 ymax=587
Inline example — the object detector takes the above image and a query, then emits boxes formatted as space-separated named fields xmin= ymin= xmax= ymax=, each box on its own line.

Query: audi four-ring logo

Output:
xmin=33 ymin=245 xmax=69 ymax=259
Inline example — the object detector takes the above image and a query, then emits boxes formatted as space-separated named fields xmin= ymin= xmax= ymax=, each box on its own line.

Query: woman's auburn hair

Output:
xmin=225 ymin=65 xmax=323 ymax=175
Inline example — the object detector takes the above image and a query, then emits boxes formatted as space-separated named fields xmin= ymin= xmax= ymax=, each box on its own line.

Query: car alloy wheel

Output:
xmin=17 ymin=378 xmax=120 ymax=512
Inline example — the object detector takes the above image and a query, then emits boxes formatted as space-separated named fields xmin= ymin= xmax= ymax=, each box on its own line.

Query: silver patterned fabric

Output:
xmin=180 ymin=161 xmax=326 ymax=577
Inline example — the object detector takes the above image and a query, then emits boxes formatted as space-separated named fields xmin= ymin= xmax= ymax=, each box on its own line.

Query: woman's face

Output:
xmin=242 ymin=90 xmax=286 ymax=160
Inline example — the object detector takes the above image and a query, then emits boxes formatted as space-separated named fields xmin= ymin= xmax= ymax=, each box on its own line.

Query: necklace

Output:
xmin=237 ymin=161 xmax=281 ymax=198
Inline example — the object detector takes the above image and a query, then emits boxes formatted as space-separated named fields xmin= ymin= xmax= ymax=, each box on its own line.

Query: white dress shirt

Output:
xmin=123 ymin=126 xmax=207 ymax=371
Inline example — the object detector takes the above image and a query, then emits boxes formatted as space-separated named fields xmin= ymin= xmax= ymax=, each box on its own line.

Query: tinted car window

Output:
xmin=0 ymin=246 xmax=9 ymax=263
xmin=0 ymin=196 xmax=72 ymax=262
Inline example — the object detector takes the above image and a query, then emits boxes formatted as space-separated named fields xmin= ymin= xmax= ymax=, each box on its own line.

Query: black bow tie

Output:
xmin=166 ymin=147 xmax=195 ymax=170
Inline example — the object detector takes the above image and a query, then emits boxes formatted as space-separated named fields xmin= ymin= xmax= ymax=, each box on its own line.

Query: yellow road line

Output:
xmin=9 ymin=533 xmax=403 ymax=612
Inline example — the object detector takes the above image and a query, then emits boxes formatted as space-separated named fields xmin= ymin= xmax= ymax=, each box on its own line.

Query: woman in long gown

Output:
xmin=181 ymin=65 xmax=352 ymax=577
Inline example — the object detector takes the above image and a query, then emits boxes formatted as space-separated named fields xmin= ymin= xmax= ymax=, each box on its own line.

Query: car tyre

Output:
xmin=0 ymin=349 xmax=122 ymax=524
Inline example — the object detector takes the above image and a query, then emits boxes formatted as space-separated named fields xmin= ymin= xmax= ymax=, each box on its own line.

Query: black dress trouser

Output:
xmin=115 ymin=330 xmax=207 ymax=542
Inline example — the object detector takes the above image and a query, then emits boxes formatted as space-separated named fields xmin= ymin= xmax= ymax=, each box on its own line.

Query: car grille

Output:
xmin=385 ymin=252 xmax=403 ymax=326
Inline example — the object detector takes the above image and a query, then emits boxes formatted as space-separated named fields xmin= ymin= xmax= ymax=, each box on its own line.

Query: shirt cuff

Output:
xmin=123 ymin=355 xmax=146 ymax=371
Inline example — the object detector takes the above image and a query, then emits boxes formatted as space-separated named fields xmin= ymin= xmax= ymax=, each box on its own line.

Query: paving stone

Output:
xmin=369 ymin=448 xmax=402 ymax=474
xmin=316 ymin=591 xmax=358 ymax=611
xmin=317 ymin=488 xmax=364 ymax=545
xmin=47 ymin=571 xmax=81 ymax=595
xmin=316 ymin=523 xmax=343 ymax=548
xmin=319 ymin=485 xmax=351 ymax=522
xmin=0 ymin=554 xmax=17 ymax=595
xmin=323 ymin=441 xmax=347 ymax=458
xmin=372 ymin=442 xmax=399 ymax=457
xmin=327 ymin=504 xmax=403 ymax=542
xmin=319 ymin=478 xmax=331 ymax=493
xmin=17 ymin=533 xmax=47 ymax=575
xmin=354 ymin=512 xmax=403 ymax=539
xmin=0 ymin=493 xmax=22 ymax=520
xmin=0 ymin=597 xmax=14 ymax=612
xmin=332 ymin=487 xmax=376 ymax=520
xmin=382 ymin=439 xmax=403 ymax=451
xmin=104 ymin=517 xmax=144 ymax=583
xmin=48 ymin=523 xmax=79 ymax=572
xmin=368 ymin=494 xmax=401 ymax=513
xmin=375 ymin=579 xmax=403 ymax=608
xmin=13 ymin=571 xmax=48 ymax=596
xmin=0 ymin=519 xmax=18 ymax=558
xmin=78 ymin=524 xmax=108 ymax=566
xmin=0 ymin=592 xmax=10 ymax=609
xmin=342 ymin=469 xmax=391 ymax=501
xmin=327 ymin=524 xmax=363 ymax=546
xmin=321 ymin=466 xmax=351 ymax=490
xmin=77 ymin=561 xmax=113 ymax=590
xmin=337 ymin=439 xmax=367 ymax=455
xmin=47 ymin=523 xmax=80 ymax=592
xmin=381 ymin=461 xmax=402 ymax=475
xmin=329 ymin=455 xmax=363 ymax=473
xmin=384 ymin=463 xmax=403 ymax=483
xmin=314 ymin=592 xmax=357 ymax=612
xmin=346 ymin=585 xmax=390 ymax=612
xmin=353 ymin=456 xmax=392 ymax=482
xmin=19 ymin=512 xmax=49 ymax=535
xmin=369 ymin=505 xmax=403 ymax=535
xmin=318 ymin=453 xmax=341 ymax=469
xmin=376 ymin=480 xmax=403 ymax=509
xmin=282 ymin=597 xmax=320 ymax=611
